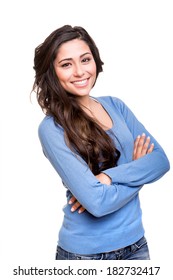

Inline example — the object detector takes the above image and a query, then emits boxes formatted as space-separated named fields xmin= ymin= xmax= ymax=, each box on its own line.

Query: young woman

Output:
xmin=32 ymin=25 xmax=170 ymax=260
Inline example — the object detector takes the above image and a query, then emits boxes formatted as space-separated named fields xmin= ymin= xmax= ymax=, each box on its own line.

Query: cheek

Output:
xmin=54 ymin=69 xmax=63 ymax=80
xmin=90 ymin=63 xmax=97 ymax=76
xmin=55 ymin=69 xmax=69 ymax=84
xmin=91 ymin=65 xmax=97 ymax=81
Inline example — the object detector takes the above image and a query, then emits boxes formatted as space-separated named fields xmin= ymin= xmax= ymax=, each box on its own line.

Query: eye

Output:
xmin=82 ymin=57 xmax=91 ymax=63
xmin=61 ymin=62 xmax=71 ymax=68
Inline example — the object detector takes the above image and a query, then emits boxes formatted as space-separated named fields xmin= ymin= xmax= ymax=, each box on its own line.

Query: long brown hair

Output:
xmin=33 ymin=25 xmax=120 ymax=175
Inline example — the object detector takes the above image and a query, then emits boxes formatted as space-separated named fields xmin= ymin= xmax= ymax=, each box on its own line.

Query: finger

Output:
xmin=135 ymin=133 xmax=146 ymax=158
xmin=147 ymin=143 xmax=154 ymax=154
xmin=141 ymin=136 xmax=151 ymax=156
xmin=71 ymin=201 xmax=81 ymax=212
xmin=133 ymin=135 xmax=140 ymax=159
xmin=78 ymin=206 xmax=86 ymax=214
xmin=69 ymin=196 xmax=77 ymax=205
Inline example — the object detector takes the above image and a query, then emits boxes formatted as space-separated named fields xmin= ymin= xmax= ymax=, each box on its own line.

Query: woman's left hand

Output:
xmin=69 ymin=196 xmax=86 ymax=214
xmin=69 ymin=173 xmax=111 ymax=213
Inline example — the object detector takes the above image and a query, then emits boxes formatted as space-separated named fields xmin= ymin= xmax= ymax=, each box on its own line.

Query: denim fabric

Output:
xmin=55 ymin=236 xmax=150 ymax=260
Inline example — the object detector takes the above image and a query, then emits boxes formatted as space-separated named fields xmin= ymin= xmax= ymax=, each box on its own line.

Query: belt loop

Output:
xmin=130 ymin=243 xmax=135 ymax=253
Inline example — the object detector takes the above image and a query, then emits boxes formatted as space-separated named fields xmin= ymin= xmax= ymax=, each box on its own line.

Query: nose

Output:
xmin=73 ymin=63 xmax=84 ymax=77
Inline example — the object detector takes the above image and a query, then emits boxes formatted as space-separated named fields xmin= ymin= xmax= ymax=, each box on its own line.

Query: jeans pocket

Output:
xmin=131 ymin=236 xmax=149 ymax=255
xmin=134 ymin=236 xmax=147 ymax=250
xmin=130 ymin=237 xmax=150 ymax=260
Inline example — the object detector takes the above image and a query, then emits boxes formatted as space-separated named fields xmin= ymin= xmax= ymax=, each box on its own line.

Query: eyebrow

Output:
xmin=58 ymin=52 xmax=92 ymax=64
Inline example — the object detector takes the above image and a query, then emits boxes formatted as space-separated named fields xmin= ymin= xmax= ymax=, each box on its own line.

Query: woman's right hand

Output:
xmin=133 ymin=133 xmax=154 ymax=160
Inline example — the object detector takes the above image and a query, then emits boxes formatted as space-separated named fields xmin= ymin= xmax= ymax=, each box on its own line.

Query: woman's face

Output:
xmin=54 ymin=39 xmax=97 ymax=98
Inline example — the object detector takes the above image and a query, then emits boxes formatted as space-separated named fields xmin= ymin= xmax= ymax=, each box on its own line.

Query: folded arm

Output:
xmin=102 ymin=97 xmax=170 ymax=186
xmin=70 ymin=133 xmax=154 ymax=213
xmin=39 ymin=118 xmax=144 ymax=217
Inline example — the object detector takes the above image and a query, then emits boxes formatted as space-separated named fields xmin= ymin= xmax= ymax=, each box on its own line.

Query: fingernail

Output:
xmin=142 ymin=133 xmax=146 ymax=136
xmin=147 ymin=136 xmax=150 ymax=139
xmin=71 ymin=207 xmax=75 ymax=212
xmin=69 ymin=200 xmax=72 ymax=204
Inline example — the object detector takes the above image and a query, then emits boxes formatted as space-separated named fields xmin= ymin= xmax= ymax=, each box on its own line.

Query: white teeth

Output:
xmin=73 ymin=79 xmax=87 ymax=85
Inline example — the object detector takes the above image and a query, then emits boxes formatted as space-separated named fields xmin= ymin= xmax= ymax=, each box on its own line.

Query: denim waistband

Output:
xmin=56 ymin=236 xmax=149 ymax=260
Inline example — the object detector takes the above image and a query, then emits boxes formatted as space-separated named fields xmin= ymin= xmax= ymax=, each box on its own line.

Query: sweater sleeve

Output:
xmin=103 ymin=97 xmax=170 ymax=186
xmin=38 ymin=117 xmax=142 ymax=218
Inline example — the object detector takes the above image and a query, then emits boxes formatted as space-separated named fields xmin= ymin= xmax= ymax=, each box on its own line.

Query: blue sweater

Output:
xmin=38 ymin=96 xmax=170 ymax=254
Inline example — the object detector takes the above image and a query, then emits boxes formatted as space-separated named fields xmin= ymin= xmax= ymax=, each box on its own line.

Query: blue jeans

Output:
xmin=55 ymin=236 xmax=150 ymax=260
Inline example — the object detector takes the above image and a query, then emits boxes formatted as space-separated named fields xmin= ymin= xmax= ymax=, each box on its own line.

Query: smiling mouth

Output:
xmin=72 ymin=78 xmax=89 ymax=86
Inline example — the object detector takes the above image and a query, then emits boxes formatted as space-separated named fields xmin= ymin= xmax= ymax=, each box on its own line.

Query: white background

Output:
xmin=1 ymin=0 xmax=173 ymax=278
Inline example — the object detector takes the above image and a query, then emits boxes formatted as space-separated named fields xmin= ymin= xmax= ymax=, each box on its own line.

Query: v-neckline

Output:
xmin=90 ymin=96 xmax=114 ymax=132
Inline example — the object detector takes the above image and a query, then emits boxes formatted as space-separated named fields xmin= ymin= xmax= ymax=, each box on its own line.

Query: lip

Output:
xmin=71 ymin=78 xmax=90 ymax=87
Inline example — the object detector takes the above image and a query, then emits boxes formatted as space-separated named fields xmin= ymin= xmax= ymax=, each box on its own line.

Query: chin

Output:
xmin=69 ymin=90 xmax=91 ymax=97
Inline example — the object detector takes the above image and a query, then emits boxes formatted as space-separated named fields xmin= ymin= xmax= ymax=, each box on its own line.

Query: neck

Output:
xmin=77 ymin=96 xmax=100 ymax=119
xmin=77 ymin=95 xmax=93 ymax=110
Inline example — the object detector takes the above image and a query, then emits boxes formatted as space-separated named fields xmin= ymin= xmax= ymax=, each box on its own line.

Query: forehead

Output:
xmin=56 ymin=39 xmax=91 ymax=59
